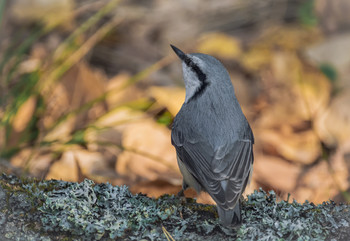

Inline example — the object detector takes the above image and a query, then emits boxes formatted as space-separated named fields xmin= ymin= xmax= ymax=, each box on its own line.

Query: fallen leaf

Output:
xmin=11 ymin=147 xmax=53 ymax=177
xmin=91 ymin=106 xmax=147 ymax=129
xmin=41 ymin=82 xmax=70 ymax=129
xmin=253 ymin=155 xmax=302 ymax=193
xmin=197 ymin=32 xmax=242 ymax=59
xmin=106 ymin=72 xmax=144 ymax=109
xmin=45 ymin=146 xmax=109 ymax=182
xmin=74 ymin=149 xmax=109 ymax=176
xmin=293 ymin=140 xmax=349 ymax=203
xmin=258 ymin=129 xmax=321 ymax=164
xmin=295 ymin=160 xmax=338 ymax=203
xmin=266 ymin=27 xmax=322 ymax=51
xmin=241 ymin=27 xmax=321 ymax=72
xmin=43 ymin=115 xmax=76 ymax=143
xmin=315 ymin=89 xmax=350 ymax=146
xmin=46 ymin=150 xmax=79 ymax=182
xmin=305 ymin=33 xmax=350 ymax=71
xmin=12 ymin=96 xmax=37 ymax=132
xmin=10 ymin=0 xmax=75 ymax=30
xmin=7 ymin=96 xmax=38 ymax=148
xmin=129 ymin=179 xmax=181 ymax=198
xmin=293 ymin=69 xmax=331 ymax=118
xmin=269 ymin=50 xmax=331 ymax=119
xmin=305 ymin=32 xmax=350 ymax=88
xmin=241 ymin=47 xmax=272 ymax=72
xmin=149 ymin=86 xmax=185 ymax=116
xmin=116 ymin=119 xmax=181 ymax=185
xmin=330 ymin=140 xmax=350 ymax=192
xmin=316 ymin=0 xmax=350 ymax=33
xmin=42 ymin=62 xmax=108 ymax=142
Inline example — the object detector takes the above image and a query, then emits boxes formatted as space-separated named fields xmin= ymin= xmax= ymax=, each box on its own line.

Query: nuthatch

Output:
xmin=171 ymin=45 xmax=254 ymax=227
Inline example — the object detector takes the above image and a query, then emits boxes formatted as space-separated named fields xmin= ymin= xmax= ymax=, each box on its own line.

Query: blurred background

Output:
xmin=0 ymin=0 xmax=350 ymax=204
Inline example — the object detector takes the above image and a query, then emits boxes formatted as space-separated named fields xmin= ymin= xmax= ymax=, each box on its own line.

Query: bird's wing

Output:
xmin=172 ymin=128 xmax=253 ymax=209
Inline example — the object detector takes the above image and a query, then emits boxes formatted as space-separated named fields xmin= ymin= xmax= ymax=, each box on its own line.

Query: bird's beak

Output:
xmin=170 ymin=44 xmax=186 ymax=61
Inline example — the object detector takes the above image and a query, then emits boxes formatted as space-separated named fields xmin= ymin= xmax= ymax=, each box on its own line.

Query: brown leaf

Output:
xmin=305 ymin=33 xmax=350 ymax=88
xmin=106 ymin=73 xmax=145 ymax=109
xmin=270 ymin=51 xmax=331 ymax=119
xmin=12 ymin=96 xmax=37 ymax=132
xmin=10 ymin=0 xmax=75 ymax=30
xmin=197 ymin=32 xmax=242 ymax=59
xmin=129 ymin=179 xmax=181 ymax=198
xmin=315 ymin=90 xmax=350 ymax=146
xmin=316 ymin=0 xmax=350 ymax=33
xmin=10 ymin=147 xmax=53 ymax=177
xmin=89 ymin=106 xmax=146 ymax=130
xmin=46 ymin=151 xmax=79 ymax=182
xmin=241 ymin=47 xmax=272 ymax=72
xmin=258 ymin=129 xmax=321 ymax=164
xmin=294 ymin=140 xmax=350 ymax=203
xmin=149 ymin=86 xmax=185 ymax=116
xmin=293 ymin=70 xmax=331 ymax=118
xmin=45 ymin=146 xmax=109 ymax=182
xmin=253 ymin=155 xmax=302 ymax=193
xmin=43 ymin=115 xmax=76 ymax=143
xmin=295 ymin=160 xmax=339 ymax=203
xmin=74 ymin=149 xmax=109 ymax=176
xmin=42 ymin=62 xmax=108 ymax=142
xmin=241 ymin=27 xmax=321 ymax=72
xmin=116 ymin=120 xmax=181 ymax=184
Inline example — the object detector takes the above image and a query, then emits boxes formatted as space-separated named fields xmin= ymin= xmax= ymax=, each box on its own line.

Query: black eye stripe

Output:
xmin=184 ymin=56 xmax=209 ymax=101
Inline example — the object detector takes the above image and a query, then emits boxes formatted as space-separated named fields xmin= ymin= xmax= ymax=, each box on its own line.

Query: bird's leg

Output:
xmin=177 ymin=189 xmax=185 ymax=197
xmin=177 ymin=182 xmax=188 ymax=200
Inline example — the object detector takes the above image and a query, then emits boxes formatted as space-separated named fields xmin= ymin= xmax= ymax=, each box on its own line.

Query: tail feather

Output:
xmin=217 ymin=202 xmax=241 ymax=227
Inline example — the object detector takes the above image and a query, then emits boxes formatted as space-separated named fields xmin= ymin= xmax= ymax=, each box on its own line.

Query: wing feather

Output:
xmin=172 ymin=128 xmax=253 ymax=210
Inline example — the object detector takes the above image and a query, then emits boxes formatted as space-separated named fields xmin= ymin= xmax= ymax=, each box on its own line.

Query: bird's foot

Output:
xmin=177 ymin=189 xmax=188 ymax=204
xmin=177 ymin=189 xmax=185 ymax=197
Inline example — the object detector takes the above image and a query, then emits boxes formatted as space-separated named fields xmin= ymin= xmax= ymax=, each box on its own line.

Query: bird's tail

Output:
xmin=217 ymin=202 xmax=241 ymax=228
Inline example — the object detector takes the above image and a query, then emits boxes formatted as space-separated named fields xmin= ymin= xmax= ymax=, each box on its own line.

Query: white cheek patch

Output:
xmin=182 ymin=64 xmax=201 ymax=102
xmin=183 ymin=65 xmax=198 ymax=88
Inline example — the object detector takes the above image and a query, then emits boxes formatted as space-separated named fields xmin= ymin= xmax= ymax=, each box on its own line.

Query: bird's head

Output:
xmin=171 ymin=45 xmax=233 ymax=103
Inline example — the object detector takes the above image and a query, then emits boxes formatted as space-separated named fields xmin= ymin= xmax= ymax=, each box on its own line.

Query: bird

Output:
xmin=170 ymin=45 xmax=254 ymax=227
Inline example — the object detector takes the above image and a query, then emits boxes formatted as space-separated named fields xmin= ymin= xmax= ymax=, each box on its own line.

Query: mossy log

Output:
xmin=0 ymin=174 xmax=349 ymax=240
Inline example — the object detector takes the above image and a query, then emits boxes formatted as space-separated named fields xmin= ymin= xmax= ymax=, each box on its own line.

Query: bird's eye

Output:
xmin=184 ymin=57 xmax=194 ymax=68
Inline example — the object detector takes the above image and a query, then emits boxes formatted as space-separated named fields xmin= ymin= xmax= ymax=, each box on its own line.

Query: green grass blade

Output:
xmin=0 ymin=0 xmax=5 ymax=30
